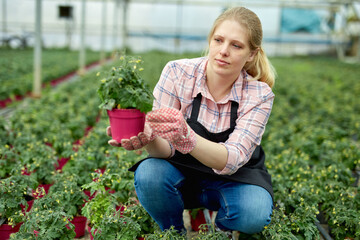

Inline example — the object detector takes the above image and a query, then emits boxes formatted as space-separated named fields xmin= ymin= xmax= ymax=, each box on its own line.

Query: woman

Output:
xmin=108 ymin=6 xmax=276 ymax=235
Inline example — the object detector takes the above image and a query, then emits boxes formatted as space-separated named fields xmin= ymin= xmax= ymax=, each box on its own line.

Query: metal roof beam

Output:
xmin=26 ymin=0 xmax=359 ymax=6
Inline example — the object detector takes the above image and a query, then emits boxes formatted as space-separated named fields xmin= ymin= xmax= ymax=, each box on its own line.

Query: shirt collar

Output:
xmin=192 ymin=58 xmax=246 ymax=104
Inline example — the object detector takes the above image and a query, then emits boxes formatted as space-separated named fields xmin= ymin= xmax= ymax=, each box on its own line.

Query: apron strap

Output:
xmin=190 ymin=93 xmax=202 ymax=121
xmin=190 ymin=93 xmax=239 ymax=128
xmin=230 ymin=101 xmax=239 ymax=128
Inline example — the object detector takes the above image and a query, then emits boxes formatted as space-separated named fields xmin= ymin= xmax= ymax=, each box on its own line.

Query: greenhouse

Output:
xmin=0 ymin=0 xmax=359 ymax=239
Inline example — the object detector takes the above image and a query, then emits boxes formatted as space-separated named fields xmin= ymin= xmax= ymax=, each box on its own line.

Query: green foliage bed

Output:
xmin=261 ymin=56 xmax=360 ymax=239
xmin=0 ymin=48 xmax=104 ymax=101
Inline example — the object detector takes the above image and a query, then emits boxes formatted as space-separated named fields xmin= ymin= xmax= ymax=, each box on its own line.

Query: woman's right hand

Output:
xmin=106 ymin=125 xmax=156 ymax=150
xmin=106 ymin=126 xmax=121 ymax=147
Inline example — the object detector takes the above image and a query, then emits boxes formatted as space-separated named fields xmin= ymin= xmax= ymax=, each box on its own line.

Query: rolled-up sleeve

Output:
xmin=213 ymin=84 xmax=275 ymax=175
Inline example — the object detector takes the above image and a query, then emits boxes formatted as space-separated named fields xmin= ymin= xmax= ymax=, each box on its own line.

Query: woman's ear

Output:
xmin=247 ymin=48 xmax=259 ymax=62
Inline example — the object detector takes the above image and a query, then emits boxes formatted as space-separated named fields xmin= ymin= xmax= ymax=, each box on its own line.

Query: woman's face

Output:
xmin=207 ymin=19 xmax=257 ymax=80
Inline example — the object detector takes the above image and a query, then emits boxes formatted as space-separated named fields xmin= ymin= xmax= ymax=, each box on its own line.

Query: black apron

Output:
xmin=129 ymin=93 xmax=273 ymax=200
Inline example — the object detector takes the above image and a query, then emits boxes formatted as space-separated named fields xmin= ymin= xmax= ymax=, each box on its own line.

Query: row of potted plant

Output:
xmin=7 ymin=173 xmax=86 ymax=239
xmin=0 ymin=47 xmax=107 ymax=105
xmin=0 ymin=53 xmax=111 ymax=239
xmin=1 ymin=54 xmax=160 ymax=239
xmin=257 ymin=57 xmax=360 ymax=239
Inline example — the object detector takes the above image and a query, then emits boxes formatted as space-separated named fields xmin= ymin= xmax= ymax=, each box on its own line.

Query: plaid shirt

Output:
xmin=152 ymin=57 xmax=275 ymax=175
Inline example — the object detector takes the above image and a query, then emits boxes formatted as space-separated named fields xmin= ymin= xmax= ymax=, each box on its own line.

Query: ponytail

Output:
xmin=245 ymin=47 xmax=276 ymax=88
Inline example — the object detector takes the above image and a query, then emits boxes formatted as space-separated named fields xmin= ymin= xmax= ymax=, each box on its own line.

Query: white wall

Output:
xmin=1 ymin=0 xmax=344 ymax=56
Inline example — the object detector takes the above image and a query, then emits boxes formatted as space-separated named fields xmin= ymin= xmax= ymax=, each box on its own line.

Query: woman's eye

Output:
xmin=214 ymin=38 xmax=221 ymax=43
xmin=233 ymin=44 xmax=241 ymax=49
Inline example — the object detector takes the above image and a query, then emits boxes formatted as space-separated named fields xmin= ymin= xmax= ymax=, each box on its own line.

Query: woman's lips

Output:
xmin=215 ymin=59 xmax=229 ymax=66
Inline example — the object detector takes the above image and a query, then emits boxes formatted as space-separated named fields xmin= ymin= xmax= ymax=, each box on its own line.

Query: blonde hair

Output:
xmin=207 ymin=7 xmax=276 ymax=88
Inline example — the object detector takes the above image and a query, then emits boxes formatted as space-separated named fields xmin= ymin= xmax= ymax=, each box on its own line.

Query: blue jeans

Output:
xmin=134 ymin=158 xmax=273 ymax=234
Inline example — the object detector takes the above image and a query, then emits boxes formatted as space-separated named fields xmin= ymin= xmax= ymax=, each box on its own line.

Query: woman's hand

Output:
xmin=106 ymin=124 xmax=156 ymax=150
xmin=146 ymin=108 xmax=197 ymax=154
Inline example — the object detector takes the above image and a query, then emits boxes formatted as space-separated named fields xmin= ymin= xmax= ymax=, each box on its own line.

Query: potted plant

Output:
xmin=10 ymin=193 xmax=76 ymax=240
xmin=0 ymin=174 xmax=37 ymax=240
xmin=81 ymin=171 xmax=119 ymax=239
xmin=61 ymin=150 xmax=100 ymax=187
xmin=99 ymin=162 xmax=138 ymax=204
xmin=15 ymin=141 xmax=58 ymax=198
xmin=0 ymin=117 xmax=13 ymax=145
xmin=195 ymin=224 xmax=236 ymax=240
xmin=81 ymin=190 xmax=118 ymax=239
xmin=0 ymin=144 xmax=19 ymax=179
xmin=97 ymin=55 xmax=154 ymax=141
xmin=81 ymin=168 xmax=154 ymax=239
xmin=121 ymin=200 xmax=157 ymax=239
xmin=86 ymin=204 xmax=141 ymax=240
xmin=145 ymin=226 xmax=185 ymax=240
xmin=188 ymin=208 xmax=213 ymax=232
xmin=86 ymin=198 xmax=156 ymax=240
xmin=48 ymin=173 xmax=89 ymax=238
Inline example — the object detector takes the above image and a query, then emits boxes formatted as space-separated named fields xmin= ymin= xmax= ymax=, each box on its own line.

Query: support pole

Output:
xmin=2 ymin=0 xmax=7 ymax=38
xmin=112 ymin=0 xmax=120 ymax=54
xmin=78 ymin=0 xmax=86 ymax=75
xmin=100 ymin=0 xmax=107 ymax=64
xmin=175 ymin=0 xmax=183 ymax=53
xmin=357 ymin=35 xmax=360 ymax=62
xmin=33 ymin=0 xmax=42 ymax=98
xmin=122 ymin=0 xmax=129 ymax=53
xmin=350 ymin=3 xmax=360 ymax=61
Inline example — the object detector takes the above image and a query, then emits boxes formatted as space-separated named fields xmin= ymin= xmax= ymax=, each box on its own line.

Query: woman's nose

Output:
xmin=220 ymin=44 xmax=230 ymax=57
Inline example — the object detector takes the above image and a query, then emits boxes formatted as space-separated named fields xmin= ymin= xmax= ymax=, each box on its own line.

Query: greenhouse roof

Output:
xmin=34 ymin=0 xmax=359 ymax=6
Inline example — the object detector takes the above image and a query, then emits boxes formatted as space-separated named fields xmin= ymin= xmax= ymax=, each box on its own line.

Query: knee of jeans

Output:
xmin=242 ymin=210 xmax=271 ymax=234
xmin=135 ymin=159 xmax=162 ymax=188
xmin=216 ymin=204 xmax=272 ymax=234
xmin=134 ymin=158 xmax=182 ymax=193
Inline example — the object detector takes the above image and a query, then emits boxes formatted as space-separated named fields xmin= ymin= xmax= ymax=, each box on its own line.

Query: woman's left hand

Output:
xmin=146 ymin=108 xmax=197 ymax=154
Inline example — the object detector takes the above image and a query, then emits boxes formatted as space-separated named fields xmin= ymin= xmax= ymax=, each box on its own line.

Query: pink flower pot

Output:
xmin=21 ymin=166 xmax=32 ymax=176
xmin=50 ymin=72 xmax=76 ymax=87
xmin=55 ymin=157 xmax=70 ymax=171
xmin=0 ymin=223 xmax=23 ymax=240
xmin=189 ymin=209 xmax=213 ymax=232
xmin=71 ymin=216 xmax=87 ymax=238
xmin=85 ymin=126 xmax=94 ymax=136
xmin=20 ymin=200 xmax=34 ymax=213
xmin=27 ymin=200 xmax=34 ymax=212
xmin=105 ymin=186 xmax=115 ymax=194
xmin=116 ymin=205 xmax=125 ymax=216
xmin=107 ymin=109 xmax=145 ymax=142
xmin=32 ymin=183 xmax=53 ymax=199
xmin=87 ymin=225 xmax=98 ymax=240
xmin=14 ymin=95 xmax=23 ymax=101
xmin=0 ymin=98 xmax=12 ymax=108
xmin=83 ymin=190 xmax=96 ymax=201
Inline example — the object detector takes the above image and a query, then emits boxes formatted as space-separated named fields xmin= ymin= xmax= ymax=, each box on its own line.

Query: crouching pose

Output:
xmin=107 ymin=6 xmax=276 ymax=236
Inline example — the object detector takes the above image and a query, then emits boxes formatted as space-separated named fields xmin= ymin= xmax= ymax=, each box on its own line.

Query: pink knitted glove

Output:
xmin=146 ymin=108 xmax=197 ymax=154
xmin=107 ymin=124 xmax=156 ymax=150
